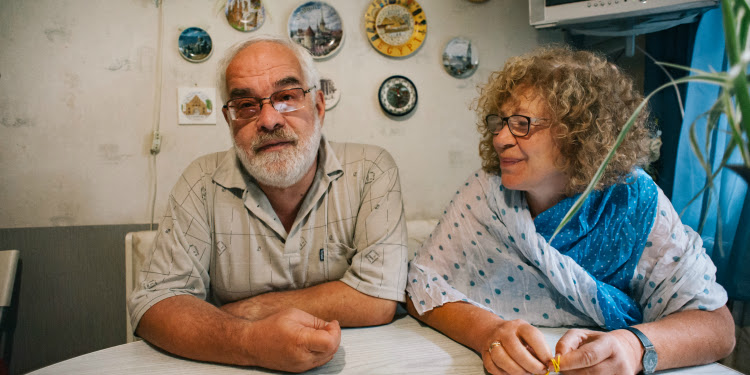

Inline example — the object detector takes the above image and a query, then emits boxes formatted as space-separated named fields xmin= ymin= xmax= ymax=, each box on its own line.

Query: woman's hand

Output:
xmin=555 ymin=328 xmax=642 ymax=375
xmin=481 ymin=319 xmax=552 ymax=375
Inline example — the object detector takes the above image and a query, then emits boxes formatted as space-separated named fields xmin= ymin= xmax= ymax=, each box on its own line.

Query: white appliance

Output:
xmin=529 ymin=0 xmax=719 ymax=29
xmin=529 ymin=0 xmax=718 ymax=55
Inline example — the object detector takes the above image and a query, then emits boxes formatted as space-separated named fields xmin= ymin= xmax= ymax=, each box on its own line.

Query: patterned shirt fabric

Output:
xmin=129 ymin=136 xmax=408 ymax=330
xmin=407 ymin=169 xmax=727 ymax=329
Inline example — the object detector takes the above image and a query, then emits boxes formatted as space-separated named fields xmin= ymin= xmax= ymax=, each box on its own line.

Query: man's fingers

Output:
xmin=558 ymin=337 xmax=613 ymax=371
xmin=302 ymin=320 xmax=341 ymax=354
xmin=310 ymin=349 xmax=338 ymax=370
xmin=323 ymin=320 xmax=341 ymax=334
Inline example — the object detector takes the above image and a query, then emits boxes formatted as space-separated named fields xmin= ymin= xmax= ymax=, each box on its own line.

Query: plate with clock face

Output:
xmin=379 ymin=75 xmax=417 ymax=116
xmin=364 ymin=0 xmax=427 ymax=58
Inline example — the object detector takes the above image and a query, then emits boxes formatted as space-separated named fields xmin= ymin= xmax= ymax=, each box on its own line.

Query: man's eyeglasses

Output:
xmin=485 ymin=114 xmax=547 ymax=137
xmin=223 ymin=86 xmax=315 ymax=122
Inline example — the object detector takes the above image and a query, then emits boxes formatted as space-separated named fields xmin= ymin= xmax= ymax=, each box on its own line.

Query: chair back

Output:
xmin=0 ymin=250 xmax=19 ymax=374
xmin=406 ymin=220 xmax=439 ymax=260
xmin=125 ymin=231 xmax=157 ymax=343
xmin=0 ymin=251 xmax=19 ymax=318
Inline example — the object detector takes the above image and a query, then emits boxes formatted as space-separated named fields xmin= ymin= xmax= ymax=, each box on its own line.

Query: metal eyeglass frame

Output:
xmin=223 ymin=86 xmax=316 ymax=122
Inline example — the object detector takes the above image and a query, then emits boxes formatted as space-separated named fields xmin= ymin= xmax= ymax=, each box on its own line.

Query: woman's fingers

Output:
xmin=488 ymin=340 xmax=529 ymax=375
xmin=555 ymin=328 xmax=591 ymax=356
xmin=518 ymin=324 xmax=553 ymax=364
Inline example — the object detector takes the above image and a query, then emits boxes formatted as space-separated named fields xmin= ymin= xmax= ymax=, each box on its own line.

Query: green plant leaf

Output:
xmin=736 ymin=0 xmax=749 ymax=49
xmin=656 ymin=61 xmax=725 ymax=78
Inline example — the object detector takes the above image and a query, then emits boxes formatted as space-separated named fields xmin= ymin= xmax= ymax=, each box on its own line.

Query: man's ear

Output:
xmin=222 ymin=106 xmax=231 ymax=128
xmin=315 ymin=89 xmax=326 ymax=125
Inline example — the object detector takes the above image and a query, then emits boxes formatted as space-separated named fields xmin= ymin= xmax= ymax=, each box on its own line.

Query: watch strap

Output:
xmin=624 ymin=326 xmax=657 ymax=374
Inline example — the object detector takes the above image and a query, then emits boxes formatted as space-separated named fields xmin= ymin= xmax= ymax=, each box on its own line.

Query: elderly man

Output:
xmin=128 ymin=35 xmax=408 ymax=372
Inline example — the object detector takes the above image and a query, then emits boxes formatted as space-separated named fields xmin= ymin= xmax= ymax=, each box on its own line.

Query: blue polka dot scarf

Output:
xmin=532 ymin=169 xmax=658 ymax=329
xmin=407 ymin=169 xmax=659 ymax=330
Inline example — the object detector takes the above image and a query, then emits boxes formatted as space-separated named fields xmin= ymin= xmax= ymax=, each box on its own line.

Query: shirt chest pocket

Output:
xmin=325 ymin=243 xmax=357 ymax=281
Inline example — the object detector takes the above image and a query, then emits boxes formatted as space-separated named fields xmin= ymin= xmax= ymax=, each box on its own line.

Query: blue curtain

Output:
xmin=671 ymin=7 xmax=750 ymax=301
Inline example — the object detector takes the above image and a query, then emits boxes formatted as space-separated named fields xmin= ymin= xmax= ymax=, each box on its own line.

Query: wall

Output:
xmin=1 ymin=0 xmax=562 ymax=229
xmin=0 ymin=0 xmax=562 ymax=373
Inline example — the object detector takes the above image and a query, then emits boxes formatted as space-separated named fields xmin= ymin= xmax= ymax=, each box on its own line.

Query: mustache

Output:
xmin=250 ymin=128 xmax=299 ymax=152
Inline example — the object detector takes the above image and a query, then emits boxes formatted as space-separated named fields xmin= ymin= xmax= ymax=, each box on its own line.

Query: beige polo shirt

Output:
xmin=128 ymin=136 xmax=408 ymax=330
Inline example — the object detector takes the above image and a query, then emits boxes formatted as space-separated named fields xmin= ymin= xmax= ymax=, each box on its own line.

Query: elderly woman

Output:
xmin=406 ymin=47 xmax=735 ymax=375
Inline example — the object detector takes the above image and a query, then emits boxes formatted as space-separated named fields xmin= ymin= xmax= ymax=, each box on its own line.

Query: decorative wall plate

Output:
xmin=226 ymin=0 xmax=265 ymax=32
xmin=442 ymin=37 xmax=479 ymax=78
xmin=378 ymin=75 xmax=417 ymax=116
xmin=319 ymin=75 xmax=340 ymax=110
xmin=178 ymin=87 xmax=216 ymax=125
xmin=288 ymin=1 xmax=344 ymax=59
xmin=364 ymin=0 xmax=427 ymax=58
xmin=178 ymin=27 xmax=213 ymax=63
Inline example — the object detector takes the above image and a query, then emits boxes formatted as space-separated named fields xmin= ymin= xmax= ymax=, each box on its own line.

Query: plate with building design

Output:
xmin=178 ymin=87 xmax=216 ymax=125
xmin=364 ymin=0 xmax=427 ymax=58
xmin=442 ymin=37 xmax=478 ymax=78
xmin=319 ymin=75 xmax=340 ymax=110
xmin=225 ymin=0 xmax=265 ymax=32
xmin=288 ymin=1 xmax=344 ymax=59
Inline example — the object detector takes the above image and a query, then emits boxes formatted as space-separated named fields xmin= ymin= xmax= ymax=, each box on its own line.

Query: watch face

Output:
xmin=379 ymin=75 xmax=417 ymax=116
xmin=643 ymin=349 xmax=658 ymax=373
xmin=364 ymin=0 xmax=427 ymax=58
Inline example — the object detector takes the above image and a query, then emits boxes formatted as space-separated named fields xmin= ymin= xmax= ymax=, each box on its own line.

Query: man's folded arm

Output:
xmin=220 ymin=280 xmax=397 ymax=326
xmin=136 ymin=294 xmax=342 ymax=372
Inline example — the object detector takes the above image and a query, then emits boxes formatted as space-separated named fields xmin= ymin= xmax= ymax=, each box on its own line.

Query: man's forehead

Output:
xmin=230 ymin=42 xmax=301 ymax=71
xmin=225 ymin=42 xmax=305 ymax=97
xmin=229 ymin=76 xmax=303 ymax=98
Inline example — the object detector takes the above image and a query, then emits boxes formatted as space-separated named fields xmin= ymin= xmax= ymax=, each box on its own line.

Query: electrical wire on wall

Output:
xmin=149 ymin=0 xmax=164 ymax=230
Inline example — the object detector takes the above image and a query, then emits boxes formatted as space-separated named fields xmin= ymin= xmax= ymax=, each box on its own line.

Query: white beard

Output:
xmin=233 ymin=117 xmax=322 ymax=188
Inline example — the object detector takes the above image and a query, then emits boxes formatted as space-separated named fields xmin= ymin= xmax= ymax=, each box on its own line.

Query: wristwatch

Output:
xmin=624 ymin=326 xmax=658 ymax=374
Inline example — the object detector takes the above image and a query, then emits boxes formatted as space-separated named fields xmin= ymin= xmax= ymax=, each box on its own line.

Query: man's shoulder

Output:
xmin=327 ymin=141 xmax=397 ymax=168
xmin=328 ymin=140 xmax=387 ymax=156
xmin=181 ymin=149 xmax=234 ymax=179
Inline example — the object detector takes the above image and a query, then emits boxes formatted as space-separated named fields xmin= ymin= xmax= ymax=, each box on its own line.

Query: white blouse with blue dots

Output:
xmin=406 ymin=169 xmax=727 ymax=328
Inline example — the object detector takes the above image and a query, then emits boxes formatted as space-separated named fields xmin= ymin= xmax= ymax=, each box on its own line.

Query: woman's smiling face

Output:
xmin=493 ymin=87 xmax=568 ymax=209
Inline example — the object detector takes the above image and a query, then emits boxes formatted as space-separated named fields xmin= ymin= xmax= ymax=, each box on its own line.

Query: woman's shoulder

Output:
xmin=607 ymin=168 xmax=660 ymax=204
xmin=458 ymin=169 xmax=507 ymax=197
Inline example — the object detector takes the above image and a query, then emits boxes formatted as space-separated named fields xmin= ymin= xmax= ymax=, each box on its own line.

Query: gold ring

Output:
xmin=488 ymin=341 xmax=502 ymax=353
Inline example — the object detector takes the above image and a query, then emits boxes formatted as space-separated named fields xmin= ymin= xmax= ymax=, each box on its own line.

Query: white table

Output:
xmin=30 ymin=314 xmax=740 ymax=375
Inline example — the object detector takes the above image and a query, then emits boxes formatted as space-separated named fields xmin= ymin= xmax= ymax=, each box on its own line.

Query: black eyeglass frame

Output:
xmin=222 ymin=86 xmax=316 ymax=121
xmin=485 ymin=114 xmax=548 ymax=137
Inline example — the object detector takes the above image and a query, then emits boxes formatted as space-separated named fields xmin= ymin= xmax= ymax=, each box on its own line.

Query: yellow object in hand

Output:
xmin=545 ymin=354 xmax=561 ymax=375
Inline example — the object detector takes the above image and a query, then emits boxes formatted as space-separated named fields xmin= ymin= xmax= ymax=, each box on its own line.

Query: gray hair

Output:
xmin=217 ymin=34 xmax=319 ymax=104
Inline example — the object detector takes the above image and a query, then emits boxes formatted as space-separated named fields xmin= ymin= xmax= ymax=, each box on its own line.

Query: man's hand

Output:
xmin=481 ymin=319 xmax=552 ymax=375
xmin=555 ymin=328 xmax=642 ymax=375
xmin=248 ymin=308 xmax=341 ymax=373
